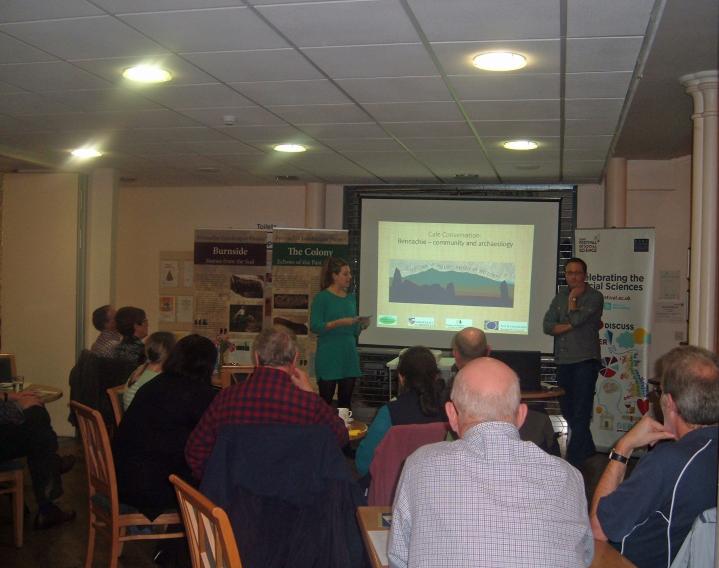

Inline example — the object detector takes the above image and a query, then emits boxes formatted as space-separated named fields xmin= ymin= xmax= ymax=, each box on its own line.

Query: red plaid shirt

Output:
xmin=185 ymin=365 xmax=349 ymax=479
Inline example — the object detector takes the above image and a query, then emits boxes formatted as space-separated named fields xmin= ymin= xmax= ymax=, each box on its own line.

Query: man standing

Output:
xmin=590 ymin=346 xmax=718 ymax=568
xmin=90 ymin=305 xmax=121 ymax=357
xmin=388 ymin=357 xmax=593 ymax=568
xmin=185 ymin=325 xmax=348 ymax=480
xmin=543 ymin=257 xmax=603 ymax=466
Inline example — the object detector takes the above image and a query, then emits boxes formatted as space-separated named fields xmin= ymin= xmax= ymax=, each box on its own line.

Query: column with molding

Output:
xmin=604 ymin=157 xmax=627 ymax=228
xmin=304 ymin=182 xmax=326 ymax=228
xmin=681 ymin=70 xmax=718 ymax=349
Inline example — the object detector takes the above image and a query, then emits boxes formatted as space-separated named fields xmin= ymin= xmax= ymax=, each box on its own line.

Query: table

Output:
xmin=215 ymin=364 xmax=255 ymax=388
xmin=348 ymin=419 xmax=368 ymax=441
xmin=21 ymin=383 xmax=63 ymax=404
xmin=356 ymin=506 xmax=636 ymax=568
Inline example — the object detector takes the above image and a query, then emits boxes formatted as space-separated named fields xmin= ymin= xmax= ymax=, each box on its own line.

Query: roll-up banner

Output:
xmin=576 ymin=228 xmax=655 ymax=451
xmin=271 ymin=228 xmax=348 ymax=373
xmin=193 ymin=228 xmax=269 ymax=363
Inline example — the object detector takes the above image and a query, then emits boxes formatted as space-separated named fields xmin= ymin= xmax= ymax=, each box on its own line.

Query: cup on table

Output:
xmin=11 ymin=375 xmax=24 ymax=392
xmin=338 ymin=407 xmax=353 ymax=426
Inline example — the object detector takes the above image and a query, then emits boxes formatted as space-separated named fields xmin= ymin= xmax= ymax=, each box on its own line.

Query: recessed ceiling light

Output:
xmin=122 ymin=65 xmax=172 ymax=83
xmin=70 ymin=147 xmax=103 ymax=159
xmin=472 ymin=51 xmax=527 ymax=71
xmin=503 ymin=139 xmax=538 ymax=151
xmin=273 ymin=144 xmax=306 ymax=153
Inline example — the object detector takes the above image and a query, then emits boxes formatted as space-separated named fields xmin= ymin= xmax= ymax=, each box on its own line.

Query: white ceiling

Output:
xmin=0 ymin=0 xmax=715 ymax=186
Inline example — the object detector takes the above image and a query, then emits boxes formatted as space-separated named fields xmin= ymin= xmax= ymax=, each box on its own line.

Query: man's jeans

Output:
xmin=557 ymin=359 xmax=600 ymax=467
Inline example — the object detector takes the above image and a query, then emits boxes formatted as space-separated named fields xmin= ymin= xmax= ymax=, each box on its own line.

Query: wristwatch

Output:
xmin=608 ymin=448 xmax=629 ymax=464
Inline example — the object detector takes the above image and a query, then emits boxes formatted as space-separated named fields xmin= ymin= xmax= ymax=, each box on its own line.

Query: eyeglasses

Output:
xmin=565 ymin=270 xmax=585 ymax=276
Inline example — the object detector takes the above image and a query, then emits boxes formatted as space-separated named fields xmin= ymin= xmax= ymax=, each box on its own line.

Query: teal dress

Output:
xmin=310 ymin=290 xmax=361 ymax=381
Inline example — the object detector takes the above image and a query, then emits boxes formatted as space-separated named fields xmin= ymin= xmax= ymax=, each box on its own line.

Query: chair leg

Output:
xmin=118 ymin=526 xmax=126 ymax=556
xmin=109 ymin=524 xmax=121 ymax=568
xmin=12 ymin=470 xmax=23 ymax=548
xmin=84 ymin=515 xmax=96 ymax=568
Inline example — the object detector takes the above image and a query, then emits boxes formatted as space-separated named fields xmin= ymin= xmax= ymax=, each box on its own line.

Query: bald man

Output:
xmin=388 ymin=358 xmax=593 ymax=568
xmin=450 ymin=327 xmax=560 ymax=456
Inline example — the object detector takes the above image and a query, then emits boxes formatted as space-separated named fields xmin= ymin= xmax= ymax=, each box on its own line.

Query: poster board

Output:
xmin=158 ymin=251 xmax=195 ymax=335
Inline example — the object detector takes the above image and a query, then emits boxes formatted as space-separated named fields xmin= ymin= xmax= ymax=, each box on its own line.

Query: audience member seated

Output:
xmin=90 ymin=304 xmax=121 ymax=358
xmin=388 ymin=357 xmax=593 ymax=568
xmin=590 ymin=345 xmax=718 ymax=568
xmin=0 ymin=390 xmax=76 ymax=529
xmin=185 ymin=325 xmax=348 ymax=481
xmin=112 ymin=306 xmax=149 ymax=365
xmin=122 ymin=331 xmax=176 ymax=411
xmin=450 ymin=326 xmax=559 ymax=455
xmin=113 ymin=334 xmax=217 ymax=520
xmin=355 ymin=346 xmax=446 ymax=480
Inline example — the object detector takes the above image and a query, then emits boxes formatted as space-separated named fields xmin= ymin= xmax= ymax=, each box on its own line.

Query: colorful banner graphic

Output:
xmin=577 ymin=228 xmax=655 ymax=451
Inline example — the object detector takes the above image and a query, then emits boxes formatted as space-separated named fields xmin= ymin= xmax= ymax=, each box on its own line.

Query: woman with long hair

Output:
xmin=113 ymin=334 xmax=217 ymax=520
xmin=355 ymin=346 xmax=447 ymax=478
xmin=122 ymin=331 xmax=176 ymax=410
xmin=310 ymin=257 xmax=367 ymax=410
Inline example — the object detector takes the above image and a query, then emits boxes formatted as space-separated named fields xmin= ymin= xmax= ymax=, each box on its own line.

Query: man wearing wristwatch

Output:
xmin=589 ymin=345 xmax=718 ymax=568
xmin=543 ymin=257 xmax=604 ymax=467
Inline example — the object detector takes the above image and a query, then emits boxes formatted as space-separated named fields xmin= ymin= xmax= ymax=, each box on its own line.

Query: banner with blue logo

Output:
xmin=577 ymin=228 xmax=655 ymax=451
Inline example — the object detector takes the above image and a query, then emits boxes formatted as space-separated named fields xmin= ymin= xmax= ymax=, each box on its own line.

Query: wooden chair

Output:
xmin=106 ymin=384 xmax=126 ymax=427
xmin=169 ymin=474 xmax=242 ymax=568
xmin=70 ymin=401 xmax=184 ymax=568
xmin=0 ymin=461 xmax=24 ymax=547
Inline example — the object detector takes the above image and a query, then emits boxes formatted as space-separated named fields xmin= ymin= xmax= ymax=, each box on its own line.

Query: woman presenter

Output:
xmin=310 ymin=257 xmax=367 ymax=409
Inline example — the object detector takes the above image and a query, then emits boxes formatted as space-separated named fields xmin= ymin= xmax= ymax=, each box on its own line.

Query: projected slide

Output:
xmin=375 ymin=221 xmax=533 ymax=334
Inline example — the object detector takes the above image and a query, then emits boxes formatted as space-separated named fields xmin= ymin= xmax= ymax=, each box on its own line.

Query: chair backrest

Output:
xmin=169 ymin=474 xmax=242 ymax=568
xmin=368 ymin=422 xmax=450 ymax=506
xmin=69 ymin=401 xmax=120 ymax=515
xmin=0 ymin=353 xmax=17 ymax=382
xmin=106 ymin=385 xmax=125 ymax=427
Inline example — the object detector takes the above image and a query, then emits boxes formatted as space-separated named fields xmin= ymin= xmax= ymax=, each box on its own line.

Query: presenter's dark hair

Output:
xmin=115 ymin=306 xmax=146 ymax=338
xmin=397 ymin=346 xmax=446 ymax=417
xmin=320 ymin=256 xmax=349 ymax=290
xmin=163 ymin=334 xmax=217 ymax=384
xmin=92 ymin=305 xmax=112 ymax=331
xmin=565 ymin=257 xmax=587 ymax=273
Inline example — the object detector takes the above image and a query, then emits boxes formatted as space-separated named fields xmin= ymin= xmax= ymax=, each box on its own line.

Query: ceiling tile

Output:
xmin=71 ymin=55 xmax=217 ymax=86
xmin=565 ymin=118 xmax=618 ymax=136
xmin=0 ymin=32 xmax=57 ymax=64
xmin=463 ymin=100 xmax=560 ymax=121
xmin=0 ymin=1 xmax=104 ymax=23
xmin=432 ymin=40 xmax=560 ymax=75
xmin=450 ymin=74 xmax=560 ymax=100
xmin=384 ymin=122 xmax=473 ymax=138
xmin=565 ymin=72 xmax=633 ymax=98
xmin=408 ymin=0 xmax=559 ymax=41
xmin=344 ymin=150 xmax=437 ymax=178
xmin=362 ymin=101 xmax=463 ymax=122
xmin=567 ymin=0 xmax=655 ymax=38
xmin=220 ymin=124 xmax=311 ymax=143
xmin=179 ymin=107 xmax=285 ymax=128
xmin=321 ymin=138 xmax=402 ymax=152
xmin=44 ymin=89 xmax=162 ymax=112
xmin=0 ymin=61 xmax=112 ymax=91
xmin=335 ymin=77 xmax=451 ymax=103
xmin=472 ymin=120 xmax=560 ymax=137
xmin=566 ymin=37 xmax=644 ymax=72
xmin=270 ymin=104 xmax=369 ymax=124
xmin=129 ymin=127 xmax=234 ymax=143
xmin=120 ymin=7 xmax=289 ymax=52
xmin=299 ymin=123 xmax=388 ymax=139
xmin=407 ymin=149 xmax=493 ymax=172
xmin=170 ymin=140 xmax=261 ymax=155
xmin=0 ymin=16 xmax=168 ymax=60
xmin=562 ymin=159 xmax=605 ymax=178
xmin=565 ymin=98 xmax=624 ymax=119
xmin=93 ymin=0 xmax=239 ymax=13
xmin=495 ymin=161 xmax=559 ymax=178
xmin=0 ymin=92 xmax=78 ymax=115
xmin=564 ymin=148 xmax=610 ymax=162
xmin=401 ymin=137 xmax=479 ymax=151
xmin=256 ymin=0 xmax=419 ymax=47
xmin=184 ymin=50 xmax=323 ymax=82
xmin=231 ymin=80 xmax=350 ymax=106
xmin=563 ymin=135 xmax=613 ymax=151
xmin=143 ymin=83 xmax=253 ymax=109
xmin=302 ymin=44 xmax=437 ymax=79
xmin=0 ymin=80 xmax=24 ymax=93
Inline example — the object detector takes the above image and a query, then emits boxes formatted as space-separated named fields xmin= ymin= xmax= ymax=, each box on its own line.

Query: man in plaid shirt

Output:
xmin=186 ymin=325 xmax=348 ymax=480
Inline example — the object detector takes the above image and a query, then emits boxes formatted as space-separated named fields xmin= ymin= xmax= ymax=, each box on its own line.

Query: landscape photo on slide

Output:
xmin=388 ymin=260 xmax=515 ymax=307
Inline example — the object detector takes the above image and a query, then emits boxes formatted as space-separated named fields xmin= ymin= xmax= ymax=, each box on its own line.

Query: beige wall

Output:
xmin=114 ymin=185 xmax=306 ymax=329
xmin=2 ymin=173 xmax=80 ymax=436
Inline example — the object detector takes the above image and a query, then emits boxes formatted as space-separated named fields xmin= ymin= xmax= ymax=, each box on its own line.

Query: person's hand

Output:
xmin=289 ymin=367 xmax=314 ymax=393
xmin=9 ymin=390 xmax=43 ymax=409
xmin=615 ymin=414 xmax=676 ymax=457
xmin=357 ymin=316 xmax=371 ymax=330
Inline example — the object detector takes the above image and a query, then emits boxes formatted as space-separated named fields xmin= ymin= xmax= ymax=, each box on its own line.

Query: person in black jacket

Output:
xmin=113 ymin=334 xmax=217 ymax=519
